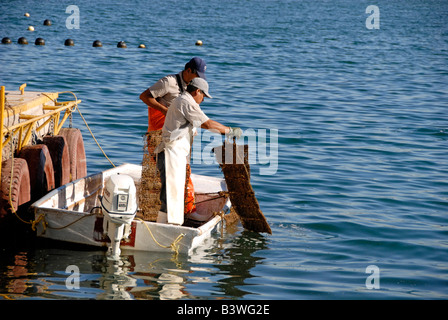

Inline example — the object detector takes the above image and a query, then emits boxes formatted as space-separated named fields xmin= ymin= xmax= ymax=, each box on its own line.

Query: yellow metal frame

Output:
xmin=0 ymin=84 xmax=81 ymax=180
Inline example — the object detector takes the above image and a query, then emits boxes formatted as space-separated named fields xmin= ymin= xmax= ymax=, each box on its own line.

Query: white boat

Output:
xmin=31 ymin=163 xmax=231 ymax=257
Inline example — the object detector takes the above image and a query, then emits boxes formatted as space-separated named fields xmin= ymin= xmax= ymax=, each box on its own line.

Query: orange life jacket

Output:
xmin=184 ymin=164 xmax=196 ymax=214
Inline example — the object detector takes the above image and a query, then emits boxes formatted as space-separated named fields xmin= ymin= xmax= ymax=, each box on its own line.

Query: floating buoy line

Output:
xmin=2 ymin=13 xmax=204 ymax=48
xmin=0 ymin=37 xmax=204 ymax=48
xmin=1 ymin=36 xmax=148 ymax=48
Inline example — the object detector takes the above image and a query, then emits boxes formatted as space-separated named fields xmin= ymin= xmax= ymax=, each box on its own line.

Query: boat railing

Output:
xmin=0 ymin=84 xmax=81 ymax=180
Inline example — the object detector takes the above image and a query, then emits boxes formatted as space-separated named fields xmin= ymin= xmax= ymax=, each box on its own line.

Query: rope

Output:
xmin=73 ymin=102 xmax=115 ymax=167
xmin=31 ymin=213 xmax=47 ymax=232
xmin=136 ymin=217 xmax=185 ymax=257
xmin=42 ymin=91 xmax=115 ymax=167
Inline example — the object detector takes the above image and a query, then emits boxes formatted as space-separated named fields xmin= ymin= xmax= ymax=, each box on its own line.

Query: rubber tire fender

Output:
xmin=18 ymin=144 xmax=55 ymax=201
xmin=43 ymin=135 xmax=70 ymax=188
xmin=59 ymin=128 xmax=87 ymax=181
xmin=0 ymin=158 xmax=31 ymax=218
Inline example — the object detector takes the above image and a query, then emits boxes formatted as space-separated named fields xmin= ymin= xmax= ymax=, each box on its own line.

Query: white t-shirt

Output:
xmin=148 ymin=72 xmax=187 ymax=108
xmin=155 ymin=92 xmax=209 ymax=153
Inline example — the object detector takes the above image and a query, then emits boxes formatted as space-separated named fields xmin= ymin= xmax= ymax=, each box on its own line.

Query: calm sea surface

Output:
xmin=0 ymin=0 xmax=447 ymax=300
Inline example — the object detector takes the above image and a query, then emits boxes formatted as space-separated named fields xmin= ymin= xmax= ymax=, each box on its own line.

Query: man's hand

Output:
xmin=227 ymin=127 xmax=243 ymax=139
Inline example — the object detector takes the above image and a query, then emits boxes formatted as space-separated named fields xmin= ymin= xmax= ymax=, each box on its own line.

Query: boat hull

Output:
xmin=31 ymin=163 xmax=229 ymax=255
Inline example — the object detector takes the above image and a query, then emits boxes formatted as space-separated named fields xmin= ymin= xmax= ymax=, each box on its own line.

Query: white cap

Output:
xmin=190 ymin=77 xmax=212 ymax=98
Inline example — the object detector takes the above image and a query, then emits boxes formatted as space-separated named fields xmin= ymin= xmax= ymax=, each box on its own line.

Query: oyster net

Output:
xmin=137 ymin=130 xmax=162 ymax=221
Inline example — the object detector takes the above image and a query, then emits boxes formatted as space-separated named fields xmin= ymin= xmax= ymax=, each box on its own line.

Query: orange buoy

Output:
xmin=18 ymin=144 xmax=55 ymax=201
xmin=59 ymin=128 xmax=87 ymax=181
xmin=43 ymin=135 xmax=70 ymax=188
xmin=0 ymin=158 xmax=31 ymax=218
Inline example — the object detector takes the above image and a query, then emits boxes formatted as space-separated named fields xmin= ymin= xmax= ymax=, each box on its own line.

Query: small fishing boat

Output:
xmin=31 ymin=163 xmax=231 ymax=258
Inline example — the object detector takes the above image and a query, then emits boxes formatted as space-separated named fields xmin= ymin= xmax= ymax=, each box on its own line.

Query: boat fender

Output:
xmin=18 ymin=144 xmax=55 ymax=201
xmin=59 ymin=128 xmax=87 ymax=181
xmin=0 ymin=158 xmax=31 ymax=218
xmin=43 ymin=135 xmax=70 ymax=188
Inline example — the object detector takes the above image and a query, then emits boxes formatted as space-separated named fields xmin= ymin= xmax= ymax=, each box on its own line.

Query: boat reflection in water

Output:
xmin=0 ymin=227 xmax=269 ymax=300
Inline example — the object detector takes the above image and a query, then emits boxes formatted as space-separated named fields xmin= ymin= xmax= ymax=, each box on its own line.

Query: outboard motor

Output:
xmin=101 ymin=174 xmax=137 ymax=260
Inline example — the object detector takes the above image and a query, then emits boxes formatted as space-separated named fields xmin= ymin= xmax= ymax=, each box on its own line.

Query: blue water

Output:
xmin=1 ymin=0 xmax=448 ymax=300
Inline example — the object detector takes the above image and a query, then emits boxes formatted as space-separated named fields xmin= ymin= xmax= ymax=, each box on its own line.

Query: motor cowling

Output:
xmin=102 ymin=174 xmax=137 ymax=221
xmin=101 ymin=174 xmax=137 ymax=259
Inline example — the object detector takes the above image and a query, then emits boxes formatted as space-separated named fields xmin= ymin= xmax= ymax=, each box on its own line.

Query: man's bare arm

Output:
xmin=201 ymin=119 xmax=230 ymax=135
xmin=139 ymin=89 xmax=168 ymax=115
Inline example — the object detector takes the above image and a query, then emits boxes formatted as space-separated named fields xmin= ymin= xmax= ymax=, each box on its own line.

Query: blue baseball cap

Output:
xmin=186 ymin=57 xmax=207 ymax=79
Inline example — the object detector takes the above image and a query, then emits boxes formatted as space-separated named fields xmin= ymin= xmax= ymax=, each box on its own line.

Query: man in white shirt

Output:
xmin=155 ymin=77 xmax=242 ymax=225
